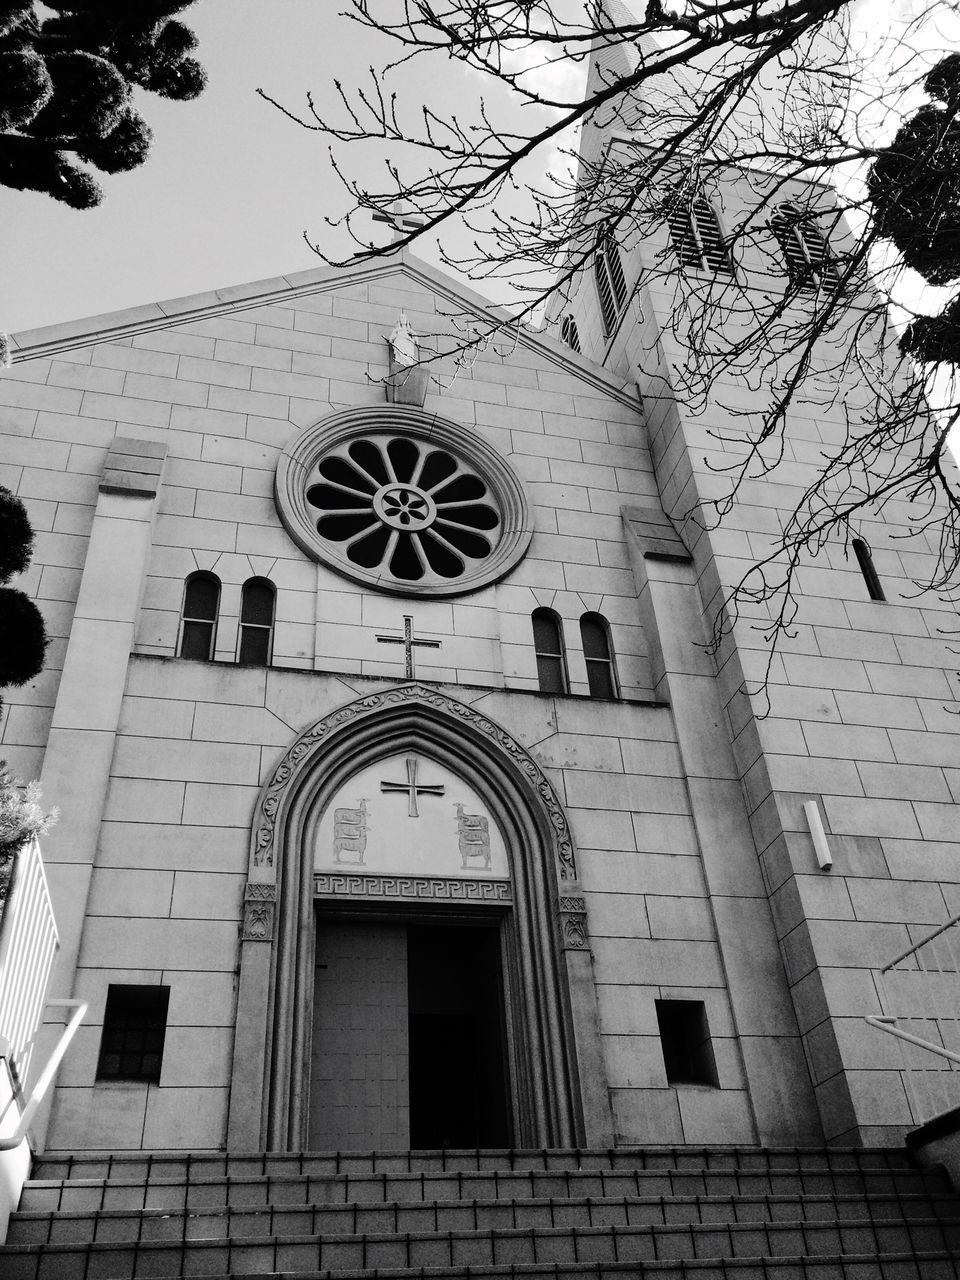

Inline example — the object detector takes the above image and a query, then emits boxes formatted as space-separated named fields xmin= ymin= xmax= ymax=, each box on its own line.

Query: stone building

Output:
xmin=0 ymin=34 xmax=959 ymax=1173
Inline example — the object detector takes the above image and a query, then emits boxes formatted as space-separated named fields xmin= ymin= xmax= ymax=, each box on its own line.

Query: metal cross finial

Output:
xmin=379 ymin=756 xmax=445 ymax=818
xmin=375 ymin=615 xmax=441 ymax=680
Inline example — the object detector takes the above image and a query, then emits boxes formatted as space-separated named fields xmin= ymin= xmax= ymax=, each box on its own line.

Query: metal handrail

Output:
xmin=866 ymin=1015 xmax=960 ymax=1067
xmin=880 ymin=910 xmax=960 ymax=973
xmin=0 ymin=998 xmax=86 ymax=1152
xmin=866 ymin=911 xmax=960 ymax=1126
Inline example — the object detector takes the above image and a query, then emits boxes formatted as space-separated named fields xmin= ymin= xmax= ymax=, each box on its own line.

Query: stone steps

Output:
xmin=4 ymin=1214 xmax=960 ymax=1279
xmin=29 ymin=1145 xmax=928 ymax=1181
xmin=4 ymin=1147 xmax=958 ymax=1280
xmin=88 ymin=1258 xmax=959 ymax=1280
xmin=19 ymin=1165 xmax=949 ymax=1214
xmin=9 ymin=1191 xmax=959 ymax=1246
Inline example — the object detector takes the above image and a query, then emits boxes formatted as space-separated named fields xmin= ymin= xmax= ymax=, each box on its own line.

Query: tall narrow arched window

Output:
xmin=532 ymin=609 xmax=568 ymax=695
xmin=668 ymin=194 xmax=732 ymax=274
xmin=770 ymin=202 xmax=840 ymax=292
xmin=580 ymin=613 xmax=618 ymax=700
xmin=594 ymin=228 xmax=627 ymax=336
xmin=238 ymin=577 xmax=276 ymax=666
xmin=179 ymin=572 xmax=220 ymax=661
xmin=559 ymin=314 xmax=581 ymax=353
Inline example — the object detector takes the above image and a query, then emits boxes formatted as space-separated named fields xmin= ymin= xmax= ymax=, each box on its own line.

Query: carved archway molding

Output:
xmin=227 ymin=682 xmax=613 ymax=1152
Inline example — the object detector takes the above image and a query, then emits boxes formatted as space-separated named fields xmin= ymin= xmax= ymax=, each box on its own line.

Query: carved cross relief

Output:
xmin=315 ymin=753 xmax=507 ymax=884
xmin=379 ymin=755 xmax=445 ymax=818
xmin=375 ymin=615 xmax=441 ymax=680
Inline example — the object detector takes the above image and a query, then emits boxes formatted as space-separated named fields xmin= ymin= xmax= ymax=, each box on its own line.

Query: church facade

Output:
xmin=1 ymin=204 xmax=958 ymax=1159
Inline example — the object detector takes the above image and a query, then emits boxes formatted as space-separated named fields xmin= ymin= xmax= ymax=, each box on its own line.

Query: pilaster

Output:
xmin=624 ymin=506 xmax=823 ymax=1145
xmin=33 ymin=437 xmax=166 ymax=1147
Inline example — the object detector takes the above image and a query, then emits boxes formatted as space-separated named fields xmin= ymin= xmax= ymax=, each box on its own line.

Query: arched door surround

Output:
xmin=227 ymin=683 xmax=612 ymax=1151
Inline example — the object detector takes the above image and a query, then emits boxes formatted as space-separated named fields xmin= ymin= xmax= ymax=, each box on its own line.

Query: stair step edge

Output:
xmin=3 ymin=1213 xmax=956 ymax=1251
xmin=11 ymin=1189 xmax=959 ymax=1219
xmin=164 ymin=1257 xmax=960 ymax=1280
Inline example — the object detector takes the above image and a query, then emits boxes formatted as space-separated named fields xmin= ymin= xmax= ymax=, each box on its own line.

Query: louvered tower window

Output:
xmin=179 ymin=572 xmax=220 ymax=661
xmin=580 ymin=613 xmax=619 ymax=699
xmin=770 ymin=202 xmax=840 ymax=292
xmin=238 ymin=577 xmax=276 ymax=665
xmin=594 ymin=229 xmax=627 ymax=336
xmin=532 ymin=609 xmax=568 ymax=694
xmin=668 ymin=195 xmax=732 ymax=273
xmin=560 ymin=314 xmax=581 ymax=353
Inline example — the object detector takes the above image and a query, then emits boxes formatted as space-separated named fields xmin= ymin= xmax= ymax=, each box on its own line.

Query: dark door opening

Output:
xmin=310 ymin=915 xmax=511 ymax=1150
xmin=407 ymin=922 xmax=511 ymax=1149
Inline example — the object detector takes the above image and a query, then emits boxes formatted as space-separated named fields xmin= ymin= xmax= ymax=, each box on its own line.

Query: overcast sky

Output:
xmin=1 ymin=1 xmax=473 ymax=335
xmin=1 ymin=0 xmax=951 ymax=337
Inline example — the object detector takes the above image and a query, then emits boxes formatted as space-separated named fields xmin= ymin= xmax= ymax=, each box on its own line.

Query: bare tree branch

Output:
xmin=264 ymin=0 xmax=960 ymax=690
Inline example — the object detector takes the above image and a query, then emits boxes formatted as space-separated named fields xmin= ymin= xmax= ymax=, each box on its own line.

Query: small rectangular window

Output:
xmin=180 ymin=619 xmax=215 ymax=661
xmin=656 ymin=999 xmax=719 ymax=1087
xmin=97 ymin=985 xmax=170 ymax=1083
xmin=238 ymin=625 xmax=271 ymax=665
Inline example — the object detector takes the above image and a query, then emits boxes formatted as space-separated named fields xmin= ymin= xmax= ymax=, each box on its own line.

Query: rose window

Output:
xmin=308 ymin=436 xmax=499 ymax=584
xmin=275 ymin=406 xmax=533 ymax=597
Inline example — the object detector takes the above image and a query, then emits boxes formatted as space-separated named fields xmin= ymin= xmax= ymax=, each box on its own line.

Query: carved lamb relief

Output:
xmin=332 ymin=799 xmax=368 ymax=865
xmin=315 ymin=752 xmax=508 ymax=883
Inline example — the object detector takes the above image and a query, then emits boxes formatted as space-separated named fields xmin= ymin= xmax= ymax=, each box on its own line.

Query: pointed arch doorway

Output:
xmin=227 ymin=684 xmax=613 ymax=1153
xmin=310 ymin=751 xmax=514 ymax=1151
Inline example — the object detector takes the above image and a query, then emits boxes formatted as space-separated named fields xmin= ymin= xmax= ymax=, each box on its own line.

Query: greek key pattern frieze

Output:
xmin=315 ymin=873 xmax=512 ymax=904
xmin=251 ymin=683 xmax=577 ymax=880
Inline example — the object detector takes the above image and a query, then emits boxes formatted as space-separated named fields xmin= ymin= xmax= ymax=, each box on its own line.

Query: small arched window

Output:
xmin=770 ymin=202 xmax=840 ymax=292
xmin=179 ymin=572 xmax=220 ymax=661
xmin=594 ymin=228 xmax=627 ymax=336
xmin=580 ymin=613 xmax=618 ymax=700
xmin=238 ymin=577 xmax=276 ymax=666
xmin=532 ymin=609 xmax=568 ymax=695
xmin=559 ymin=314 xmax=581 ymax=353
xmin=668 ymin=194 xmax=732 ymax=274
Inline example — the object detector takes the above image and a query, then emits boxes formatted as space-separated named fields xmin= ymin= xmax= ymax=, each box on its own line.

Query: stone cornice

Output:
xmin=8 ymin=253 xmax=641 ymax=413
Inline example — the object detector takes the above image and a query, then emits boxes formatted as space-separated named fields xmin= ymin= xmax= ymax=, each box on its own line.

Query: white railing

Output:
xmin=0 ymin=837 xmax=60 ymax=1090
xmin=866 ymin=910 xmax=960 ymax=1127
xmin=0 ymin=998 xmax=87 ymax=1152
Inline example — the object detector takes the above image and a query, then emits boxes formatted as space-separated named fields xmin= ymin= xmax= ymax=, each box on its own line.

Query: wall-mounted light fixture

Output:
xmin=803 ymin=800 xmax=833 ymax=871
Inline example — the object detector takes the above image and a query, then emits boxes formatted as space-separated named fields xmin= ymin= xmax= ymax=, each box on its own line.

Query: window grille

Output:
xmin=579 ymin=613 xmax=619 ymax=699
xmin=238 ymin=577 xmax=276 ymax=665
xmin=532 ymin=609 xmax=568 ymax=694
xmin=668 ymin=195 xmax=732 ymax=273
xmin=559 ymin=314 xmax=581 ymax=353
xmin=305 ymin=431 xmax=505 ymax=591
xmin=97 ymin=985 xmax=170 ymax=1083
xmin=770 ymin=202 xmax=840 ymax=292
xmin=179 ymin=572 xmax=220 ymax=660
xmin=594 ymin=229 xmax=627 ymax=336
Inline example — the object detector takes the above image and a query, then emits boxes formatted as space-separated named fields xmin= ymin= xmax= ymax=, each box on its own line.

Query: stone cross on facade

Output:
xmin=375 ymin=615 xmax=441 ymax=679
xmin=379 ymin=756 xmax=445 ymax=818
xmin=372 ymin=200 xmax=428 ymax=244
